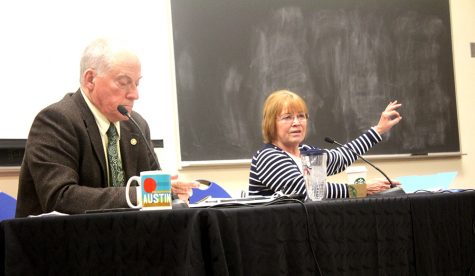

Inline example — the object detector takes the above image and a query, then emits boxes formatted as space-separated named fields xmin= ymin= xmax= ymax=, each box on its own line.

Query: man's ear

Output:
xmin=83 ymin=69 xmax=96 ymax=91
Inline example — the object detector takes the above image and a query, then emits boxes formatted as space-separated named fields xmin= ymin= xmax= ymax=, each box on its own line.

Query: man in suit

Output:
xmin=16 ymin=38 xmax=197 ymax=217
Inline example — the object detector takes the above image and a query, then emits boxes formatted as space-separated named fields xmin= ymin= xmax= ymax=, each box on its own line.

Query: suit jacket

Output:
xmin=16 ymin=90 xmax=160 ymax=217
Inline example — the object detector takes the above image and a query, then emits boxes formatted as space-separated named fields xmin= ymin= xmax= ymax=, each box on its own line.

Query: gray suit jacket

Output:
xmin=16 ymin=90 xmax=160 ymax=217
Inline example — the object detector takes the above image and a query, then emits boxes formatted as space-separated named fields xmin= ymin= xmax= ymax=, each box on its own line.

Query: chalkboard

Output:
xmin=171 ymin=0 xmax=459 ymax=162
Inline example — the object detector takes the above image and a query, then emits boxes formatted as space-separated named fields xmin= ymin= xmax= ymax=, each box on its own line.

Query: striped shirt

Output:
xmin=248 ymin=128 xmax=382 ymax=198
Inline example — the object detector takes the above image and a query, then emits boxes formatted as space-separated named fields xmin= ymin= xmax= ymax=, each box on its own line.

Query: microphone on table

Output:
xmin=324 ymin=136 xmax=405 ymax=196
xmin=117 ymin=105 xmax=161 ymax=170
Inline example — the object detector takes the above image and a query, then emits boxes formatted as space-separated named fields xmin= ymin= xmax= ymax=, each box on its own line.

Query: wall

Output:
xmin=1 ymin=0 xmax=474 ymax=198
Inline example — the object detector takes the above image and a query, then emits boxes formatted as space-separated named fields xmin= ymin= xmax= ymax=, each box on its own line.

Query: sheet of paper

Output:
xmin=189 ymin=196 xmax=274 ymax=208
xmin=28 ymin=211 xmax=69 ymax=217
xmin=396 ymin=171 xmax=457 ymax=193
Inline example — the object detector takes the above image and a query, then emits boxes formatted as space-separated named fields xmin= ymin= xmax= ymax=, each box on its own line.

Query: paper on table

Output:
xmin=28 ymin=211 xmax=69 ymax=217
xmin=189 ymin=196 xmax=275 ymax=208
xmin=396 ymin=171 xmax=457 ymax=193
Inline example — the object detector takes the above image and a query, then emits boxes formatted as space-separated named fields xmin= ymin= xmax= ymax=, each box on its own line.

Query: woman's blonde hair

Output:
xmin=262 ymin=90 xmax=308 ymax=143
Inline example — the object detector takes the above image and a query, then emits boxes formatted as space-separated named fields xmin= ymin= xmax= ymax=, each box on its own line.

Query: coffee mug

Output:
xmin=346 ymin=166 xmax=368 ymax=198
xmin=346 ymin=166 xmax=367 ymax=184
xmin=125 ymin=170 xmax=172 ymax=210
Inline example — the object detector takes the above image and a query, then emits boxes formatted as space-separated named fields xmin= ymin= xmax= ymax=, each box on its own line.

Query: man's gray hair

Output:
xmin=79 ymin=38 xmax=114 ymax=83
xmin=79 ymin=37 xmax=138 ymax=84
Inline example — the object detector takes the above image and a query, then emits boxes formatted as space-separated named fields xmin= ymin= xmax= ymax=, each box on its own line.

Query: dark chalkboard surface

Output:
xmin=171 ymin=0 xmax=459 ymax=162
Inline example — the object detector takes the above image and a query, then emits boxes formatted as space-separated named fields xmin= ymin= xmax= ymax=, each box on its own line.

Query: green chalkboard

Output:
xmin=171 ymin=0 xmax=459 ymax=162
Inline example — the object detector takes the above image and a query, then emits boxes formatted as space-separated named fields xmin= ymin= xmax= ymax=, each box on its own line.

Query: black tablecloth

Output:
xmin=1 ymin=191 xmax=474 ymax=275
xmin=410 ymin=192 xmax=475 ymax=275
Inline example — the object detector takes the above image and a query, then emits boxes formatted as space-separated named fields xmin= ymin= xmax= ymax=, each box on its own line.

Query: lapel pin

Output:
xmin=130 ymin=138 xmax=138 ymax=145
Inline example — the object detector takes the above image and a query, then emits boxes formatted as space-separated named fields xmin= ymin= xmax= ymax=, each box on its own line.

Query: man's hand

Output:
xmin=171 ymin=175 xmax=200 ymax=201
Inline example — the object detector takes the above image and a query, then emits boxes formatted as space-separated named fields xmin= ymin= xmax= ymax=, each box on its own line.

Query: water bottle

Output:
xmin=301 ymin=149 xmax=327 ymax=201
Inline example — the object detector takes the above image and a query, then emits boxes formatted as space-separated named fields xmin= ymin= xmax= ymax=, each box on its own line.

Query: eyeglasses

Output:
xmin=277 ymin=113 xmax=309 ymax=124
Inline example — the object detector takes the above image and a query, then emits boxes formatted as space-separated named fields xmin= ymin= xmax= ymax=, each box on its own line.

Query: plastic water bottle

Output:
xmin=301 ymin=149 xmax=327 ymax=201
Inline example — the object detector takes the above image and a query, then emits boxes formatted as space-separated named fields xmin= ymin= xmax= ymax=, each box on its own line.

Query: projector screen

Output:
xmin=1 ymin=0 xmax=175 ymax=139
xmin=0 ymin=0 xmax=181 ymax=170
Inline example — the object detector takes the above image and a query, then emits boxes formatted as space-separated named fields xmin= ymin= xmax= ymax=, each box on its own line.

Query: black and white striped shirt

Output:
xmin=248 ymin=128 xmax=382 ymax=198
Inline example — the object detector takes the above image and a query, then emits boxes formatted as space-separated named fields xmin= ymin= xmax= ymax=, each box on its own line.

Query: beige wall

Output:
xmin=1 ymin=0 xmax=474 ymax=199
xmin=0 ymin=169 xmax=20 ymax=198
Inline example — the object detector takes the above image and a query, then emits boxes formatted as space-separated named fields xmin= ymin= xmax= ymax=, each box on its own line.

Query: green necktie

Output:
xmin=107 ymin=123 xmax=125 ymax=187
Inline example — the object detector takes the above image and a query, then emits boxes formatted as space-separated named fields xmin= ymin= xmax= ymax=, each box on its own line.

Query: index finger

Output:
xmin=386 ymin=101 xmax=402 ymax=110
xmin=174 ymin=180 xmax=200 ymax=188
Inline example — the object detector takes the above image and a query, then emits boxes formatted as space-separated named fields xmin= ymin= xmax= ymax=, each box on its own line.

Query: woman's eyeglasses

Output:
xmin=277 ymin=113 xmax=308 ymax=124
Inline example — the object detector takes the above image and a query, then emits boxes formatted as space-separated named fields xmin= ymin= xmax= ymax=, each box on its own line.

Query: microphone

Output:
xmin=324 ymin=137 xmax=405 ymax=196
xmin=117 ymin=105 xmax=161 ymax=170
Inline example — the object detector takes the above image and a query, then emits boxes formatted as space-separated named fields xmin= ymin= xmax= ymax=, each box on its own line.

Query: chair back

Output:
xmin=189 ymin=180 xmax=231 ymax=204
xmin=0 ymin=192 xmax=16 ymax=221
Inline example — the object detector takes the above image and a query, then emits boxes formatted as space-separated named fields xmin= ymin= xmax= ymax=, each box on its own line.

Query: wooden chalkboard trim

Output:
xmin=180 ymin=152 xmax=464 ymax=167
xmin=181 ymin=159 xmax=252 ymax=167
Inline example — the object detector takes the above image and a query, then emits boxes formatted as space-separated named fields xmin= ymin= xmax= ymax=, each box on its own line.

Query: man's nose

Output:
xmin=126 ymin=84 xmax=139 ymax=100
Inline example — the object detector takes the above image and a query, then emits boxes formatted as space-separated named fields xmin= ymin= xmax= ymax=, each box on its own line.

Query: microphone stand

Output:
xmin=324 ymin=137 xmax=405 ymax=196
xmin=117 ymin=105 xmax=161 ymax=170
xmin=117 ymin=105 xmax=184 ymax=203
